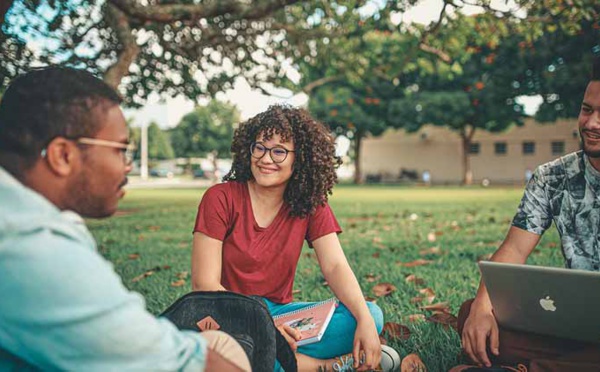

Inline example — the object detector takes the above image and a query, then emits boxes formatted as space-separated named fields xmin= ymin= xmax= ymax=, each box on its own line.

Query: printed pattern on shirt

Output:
xmin=512 ymin=151 xmax=600 ymax=271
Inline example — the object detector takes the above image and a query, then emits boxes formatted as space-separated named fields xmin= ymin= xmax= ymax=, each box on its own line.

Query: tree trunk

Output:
xmin=353 ymin=131 xmax=363 ymax=184
xmin=460 ymin=126 xmax=476 ymax=185
xmin=103 ymin=4 xmax=139 ymax=90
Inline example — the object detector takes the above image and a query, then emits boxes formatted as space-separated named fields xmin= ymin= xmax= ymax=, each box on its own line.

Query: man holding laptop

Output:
xmin=458 ymin=57 xmax=600 ymax=371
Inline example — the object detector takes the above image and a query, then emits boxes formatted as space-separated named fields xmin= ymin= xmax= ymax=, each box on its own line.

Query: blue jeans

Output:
xmin=262 ymin=298 xmax=384 ymax=370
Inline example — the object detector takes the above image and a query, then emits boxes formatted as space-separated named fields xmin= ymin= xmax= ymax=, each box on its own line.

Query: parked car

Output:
xmin=192 ymin=168 xmax=206 ymax=179
xmin=149 ymin=168 xmax=174 ymax=178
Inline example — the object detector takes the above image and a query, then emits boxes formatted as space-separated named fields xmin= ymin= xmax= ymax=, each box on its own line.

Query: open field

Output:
xmin=88 ymin=185 xmax=563 ymax=371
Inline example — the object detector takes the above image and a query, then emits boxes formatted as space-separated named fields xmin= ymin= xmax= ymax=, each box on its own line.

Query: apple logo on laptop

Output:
xmin=539 ymin=296 xmax=556 ymax=312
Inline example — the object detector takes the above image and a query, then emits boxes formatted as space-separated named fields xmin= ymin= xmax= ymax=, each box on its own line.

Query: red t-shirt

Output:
xmin=194 ymin=181 xmax=342 ymax=303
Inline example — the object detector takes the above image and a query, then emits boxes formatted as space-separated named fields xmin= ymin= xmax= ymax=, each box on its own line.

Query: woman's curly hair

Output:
xmin=223 ymin=105 xmax=342 ymax=218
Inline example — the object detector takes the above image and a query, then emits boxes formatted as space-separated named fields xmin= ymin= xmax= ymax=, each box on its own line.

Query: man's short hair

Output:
xmin=0 ymin=66 xmax=122 ymax=175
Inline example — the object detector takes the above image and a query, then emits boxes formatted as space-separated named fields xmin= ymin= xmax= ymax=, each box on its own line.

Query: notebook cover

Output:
xmin=273 ymin=298 xmax=338 ymax=346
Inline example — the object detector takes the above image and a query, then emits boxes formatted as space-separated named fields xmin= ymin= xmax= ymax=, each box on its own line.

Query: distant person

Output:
xmin=0 ymin=67 xmax=250 ymax=371
xmin=191 ymin=105 xmax=400 ymax=371
xmin=422 ymin=169 xmax=431 ymax=185
xmin=524 ymin=168 xmax=533 ymax=183
xmin=455 ymin=58 xmax=600 ymax=371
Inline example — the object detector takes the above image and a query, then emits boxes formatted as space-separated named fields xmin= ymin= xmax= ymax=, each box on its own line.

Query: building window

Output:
xmin=469 ymin=142 xmax=480 ymax=155
xmin=494 ymin=142 xmax=507 ymax=155
xmin=551 ymin=141 xmax=565 ymax=155
xmin=523 ymin=141 xmax=535 ymax=155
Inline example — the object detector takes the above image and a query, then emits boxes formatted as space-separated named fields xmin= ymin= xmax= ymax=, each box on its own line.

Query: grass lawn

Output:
xmin=88 ymin=185 xmax=563 ymax=371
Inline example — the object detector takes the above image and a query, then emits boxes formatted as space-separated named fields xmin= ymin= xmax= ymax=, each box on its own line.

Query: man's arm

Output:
xmin=206 ymin=349 xmax=246 ymax=371
xmin=0 ymin=230 xmax=219 ymax=371
xmin=462 ymin=226 xmax=541 ymax=367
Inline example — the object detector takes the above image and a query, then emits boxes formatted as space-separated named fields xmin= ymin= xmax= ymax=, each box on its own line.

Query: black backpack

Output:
xmin=161 ymin=291 xmax=297 ymax=372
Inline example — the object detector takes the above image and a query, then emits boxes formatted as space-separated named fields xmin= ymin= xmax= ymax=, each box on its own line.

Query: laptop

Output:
xmin=479 ymin=261 xmax=600 ymax=343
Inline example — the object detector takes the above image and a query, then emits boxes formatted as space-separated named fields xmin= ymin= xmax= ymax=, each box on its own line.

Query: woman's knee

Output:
xmin=366 ymin=301 xmax=384 ymax=333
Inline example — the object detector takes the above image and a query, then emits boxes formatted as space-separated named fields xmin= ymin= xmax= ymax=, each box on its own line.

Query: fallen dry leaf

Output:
xmin=421 ymin=302 xmax=450 ymax=313
xmin=397 ymin=259 xmax=433 ymax=267
xmin=418 ymin=288 xmax=436 ymax=304
xmin=292 ymin=289 xmax=301 ymax=295
xmin=401 ymin=353 xmax=427 ymax=372
xmin=426 ymin=312 xmax=458 ymax=331
xmin=365 ymin=273 xmax=381 ymax=283
xmin=131 ymin=265 xmax=170 ymax=283
xmin=383 ymin=225 xmax=392 ymax=231
xmin=364 ymin=296 xmax=377 ymax=303
xmin=372 ymin=282 xmax=396 ymax=297
xmin=171 ymin=279 xmax=186 ymax=287
xmin=408 ymin=314 xmax=426 ymax=323
xmin=176 ymin=271 xmax=188 ymax=279
xmin=477 ymin=253 xmax=493 ymax=262
xmin=419 ymin=247 xmax=441 ymax=256
xmin=427 ymin=232 xmax=436 ymax=242
xmin=148 ymin=225 xmax=161 ymax=231
xmin=128 ymin=253 xmax=140 ymax=260
xmin=382 ymin=322 xmax=411 ymax=340
xmin=373 ymin=236 xmax=383 ymax=244
xmin=372 ymin=252 xmax=381 ymax=259
xmin=410 ymin=296 xmax=423 ymax=304
xmin=404 ymin=274 xmax=426 ymax=286
xmin=132 ymin=270 xmax=154 ymax=282
xmin=322 ymin=280 xmax=329 ymax=287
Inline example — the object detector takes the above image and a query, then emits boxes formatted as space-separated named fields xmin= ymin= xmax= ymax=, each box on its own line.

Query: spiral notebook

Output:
xmin=273 ymin=298 xmax=338 ymax=346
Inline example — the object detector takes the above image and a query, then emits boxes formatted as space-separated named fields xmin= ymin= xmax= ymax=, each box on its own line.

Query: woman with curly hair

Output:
xmin=191 ymin=105 xmax=398 ymax=371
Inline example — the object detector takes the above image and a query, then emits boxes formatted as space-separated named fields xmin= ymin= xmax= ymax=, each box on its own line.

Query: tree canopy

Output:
xmin=130 ymin=121 xmax=175 ymax=160
xmin=170 ymin=99 xmax=240 ymax=159
xmin=0 ymin=0 xmax=406 ymax=104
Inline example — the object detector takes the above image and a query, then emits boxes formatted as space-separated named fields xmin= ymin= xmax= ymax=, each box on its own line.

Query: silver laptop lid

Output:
xmin=479 ymin=261 xmax=600 ymax=343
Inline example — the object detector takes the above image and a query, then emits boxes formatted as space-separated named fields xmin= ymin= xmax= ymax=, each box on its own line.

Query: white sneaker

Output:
xmin=330 ymin=345 xmax=401 ymax=371
xmin=379 ymin=344 xmax=401 ymax=371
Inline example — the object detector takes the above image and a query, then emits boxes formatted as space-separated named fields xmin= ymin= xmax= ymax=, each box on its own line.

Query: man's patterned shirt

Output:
xmin=512 ymin=151 xmax=600 ymax=271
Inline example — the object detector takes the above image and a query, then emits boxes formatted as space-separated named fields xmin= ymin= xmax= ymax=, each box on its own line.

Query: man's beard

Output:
xmin=581 ymin=137 xmax=600 ymax=158
xmin=68 ymin=171 xmax=116 ymax=218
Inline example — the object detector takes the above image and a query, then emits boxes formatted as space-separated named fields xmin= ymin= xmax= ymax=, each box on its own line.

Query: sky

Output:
xmin=124 ymin=0 xmax=541 ymax=130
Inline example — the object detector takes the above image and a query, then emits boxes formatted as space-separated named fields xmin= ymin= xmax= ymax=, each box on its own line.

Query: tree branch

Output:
xmin=301 ymin=75 xmax=344 ymax=94
xmin=108 ymin=0 xmax=302 ymax=23
xmin=419 ymin=43 xmax=451 ymax=63
xmin=255 ymin=84 xmax=294 ymax=99
xmin=103 ymin=3 xmax=139 ymax=90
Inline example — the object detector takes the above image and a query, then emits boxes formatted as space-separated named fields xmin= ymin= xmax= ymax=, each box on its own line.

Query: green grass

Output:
xmin=88 ymin=185 xmax=563 ymax=371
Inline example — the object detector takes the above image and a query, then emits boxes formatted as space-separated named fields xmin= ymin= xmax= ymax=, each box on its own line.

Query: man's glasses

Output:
xmin=250 ymin=142 xmax=295 ymax=164
xmin=77 ymin=137 xmax=136 ymax=165
xmin=41 ymin=137 xmax=136 ymax=165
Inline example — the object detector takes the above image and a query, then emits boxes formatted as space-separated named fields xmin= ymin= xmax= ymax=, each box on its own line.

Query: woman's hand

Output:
xmin=276 ymin=324 xmax=302 ymax=353
xmin=352 ymin=318 xmax=381 ymax=371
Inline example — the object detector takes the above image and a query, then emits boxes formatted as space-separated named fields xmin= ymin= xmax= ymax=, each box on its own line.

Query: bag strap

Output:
xmin=275 ymin=328 xmax=298 ymax=372
xmin=248 ymin=295 xmax=297 ymax=372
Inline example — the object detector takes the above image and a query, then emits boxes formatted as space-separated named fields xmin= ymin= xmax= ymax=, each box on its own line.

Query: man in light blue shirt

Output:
xmin=0 ymin=67 xmax=250 ymax=371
